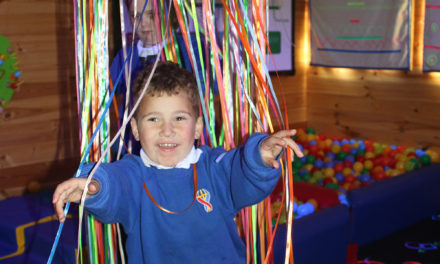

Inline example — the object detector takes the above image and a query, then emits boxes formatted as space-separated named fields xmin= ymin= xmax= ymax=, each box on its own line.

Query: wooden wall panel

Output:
xmin=0 ymin=0 xmax=79 ymax=197
xmin=274 ymin=0 xmax=308 ymax=128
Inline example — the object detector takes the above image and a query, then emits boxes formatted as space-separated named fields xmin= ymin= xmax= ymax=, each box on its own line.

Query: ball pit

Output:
xmin=270 ymin=128 xmax=439 ymax=223
xmin=292 ymin=128 xmax=439 ymax=195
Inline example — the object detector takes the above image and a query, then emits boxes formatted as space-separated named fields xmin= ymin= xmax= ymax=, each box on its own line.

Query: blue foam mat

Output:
xmin=0 ymin=191 xmax=78 ymax=264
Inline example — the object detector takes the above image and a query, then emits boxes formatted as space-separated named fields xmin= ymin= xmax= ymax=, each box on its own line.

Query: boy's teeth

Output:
xmin=160 ymin=143 xmax=176 ymax=147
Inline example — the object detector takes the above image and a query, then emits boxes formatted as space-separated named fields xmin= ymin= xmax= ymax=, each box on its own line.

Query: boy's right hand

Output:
xmin=52 ymin=178 xmax=100 ymax=222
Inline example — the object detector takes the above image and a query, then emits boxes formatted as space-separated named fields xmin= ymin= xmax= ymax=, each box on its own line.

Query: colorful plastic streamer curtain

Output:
xmin=74 ymin=0 xmax=119 ymax=263
xmin=48 ymin=0 xmax=296 ymax=263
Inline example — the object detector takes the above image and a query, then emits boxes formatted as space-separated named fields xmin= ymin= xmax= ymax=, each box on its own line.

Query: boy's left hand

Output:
xmin=260 ymin=129 xmax=304 ymax=169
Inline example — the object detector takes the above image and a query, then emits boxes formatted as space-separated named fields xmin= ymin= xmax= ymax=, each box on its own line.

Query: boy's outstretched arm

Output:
xmin=52 ymin=178 xmax=100 ymax=223
xmin=260 ymin=129 xmax=304 ymax=169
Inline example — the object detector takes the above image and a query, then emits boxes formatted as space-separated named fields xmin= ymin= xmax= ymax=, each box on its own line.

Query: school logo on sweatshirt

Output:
xmin=196 ymin=189 xmax=213 ymax=213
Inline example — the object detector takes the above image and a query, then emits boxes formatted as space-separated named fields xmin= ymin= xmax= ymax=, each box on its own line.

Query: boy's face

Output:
xmin=130 ymin=91 xmax=203 ymax=167
xmin=130 ymin=0 xmax=157 ymax=47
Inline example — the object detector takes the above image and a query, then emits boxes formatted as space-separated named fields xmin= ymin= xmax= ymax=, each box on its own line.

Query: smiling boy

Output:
xmin=53 ymin=61 xmax=303 ymax=263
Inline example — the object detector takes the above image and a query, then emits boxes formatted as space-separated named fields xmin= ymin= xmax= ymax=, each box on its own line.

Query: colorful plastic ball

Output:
xmin=419 ymin=154 xmax=431 ymax=165
xmin=312 ymin=170 xmax=324 ymax=180
xmin=374 ymin=146 xmax=383 ymax=155
xmin=325 ymin=138 xmax=333 ymax=147
xmin=334 ymin=172 xmax=344 ymax=182
xmin=306 ymin=155 xmax=316 ymax=164
xmin=14 ymin=71 xmax=21 ymax=78
xmin=396 ymin=145 xmax=406 ymax=153
xmin=364 ymin=160 xmax=374 ymax=170
xmin=323 ymin=156 xmax=333 ymax=162
xmin=356 ymin=149 xmax=366 ymax=157
xmin=292 ymin=159 xmax=304 ymax=169
xmin=309 ymin=140 xmax=318 ymax=145
xmin=310 ymin=166 xmax=320 ymax=175
xmin=293 ymin=174 xmax=302 ymax=182
xmin=353 ymin=161 xmax=364 ymax=172
xmin=356 ymin=155 xmax=366 ymax=163
xmin=307 ymin=134 xmax=316 ymax=142
xmin=395 ymin=161 xmax=405 ymax=171
xmin=365 ymin=145 xmax=374 ymax=153
xmin=372 ymin=170 xmax=386 ymax=181
xmin=409 ymin=158 xmax=420 ymax=169
xmin=385 ymin=168 xmax=393 ymax=176
xmin=350 ymin=147 xmax=358 ymax=156
xmin=309 ymin=177 xmax=318 ymax=184
xmin=334 ymin=162 xmax=344 ymax=173
xmin=404 ymin=160 xmax=415 ymax=171
xmin=415 ymin=149 xmax=426 ymax=158
xmin=326 ymin=152 xmax=336 ymax=159
xmin=318 ymin=134 xmax=327 ymax=140
xmin=308 ymin=144 xmax=319 ymax=154
xmin=341 ymin=144 xmax=351 ymax=154
xmin=298 ymin=133 xmax=308 ymax=142
xmin=352 ymin=141 xmax=360 ymax=149
xmin=407 ymin=152 xmax=417 ymax=158
xmin=304 ymin=164 xmax=314 ymax=171
xmin=332 ymin=140 xmax=341 ymax=146
xmin=344 ymin=174 xmax=356 ymax=183
xmin=343 ymin=160 xmax=353 ymax=168
xmin=382 ymin=156 xmax=394 ymax=167
xmin=27 ymin=180 xmax=41 ymax=193
xmin=338 ymin=194 xmax=349 ymax=205
xmin=331 ymin=144 xmax=341 ymax=154
xmin=307 ymin=199 xmax=318 ymax=209
xmin=324 ymin=161 xmax=335 ymax=168
xmin=323 ymin=167 xmax=335 ymax=178
xmin=0 ymin=59 xmax=3 ymax=66
xmin=358 ymin=173 xmax=371 ymax=183
xmin=299 ymin=169 xmax=309 ymax=175
xmin=336 ymin=151 xmax=347 ymax=161
xmin=301 ymin=172 xmax=312 ymax=181
xmin=404 ymin=147 xmax=416 ymax=155
xmin=297 ymin=202 xmax=315 ymax=216
xmin=372 ymin=166 xmax=384 ymax=173
xmin=292 ymin=168 xmax=300 ymax=176
xmin=314 ymin=159 xmax=324 ymax=169
xmin=306 ymin=127 xmax=316 ymax=134
xmin=365 ymin=152 xmax=375 ymax=159
xmin=318 ymin=140 xmax=327 ymax=150
xmin=325 ymin=182 xmax=340 ymax=190
xmin=345 ymin=155 xmax=355 ymax=163
xmin=342 ymin=167 xmax=353 ymax=176
xmin=426 ymin=150 xmax=439 ymax=162
xmin=389 ymin=169 xmax=401 ymax=177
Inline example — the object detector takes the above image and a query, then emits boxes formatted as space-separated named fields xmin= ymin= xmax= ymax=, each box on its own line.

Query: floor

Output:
xmin=358 ymin=213 xmax=440 ymax=264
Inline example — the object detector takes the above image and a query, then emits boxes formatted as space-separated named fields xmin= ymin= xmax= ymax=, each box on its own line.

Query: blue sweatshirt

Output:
xmin=83 ymin=133 xmax=280 ymax=263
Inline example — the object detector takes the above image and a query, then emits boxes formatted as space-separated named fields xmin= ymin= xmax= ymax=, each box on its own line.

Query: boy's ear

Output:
xmin=130 ymin=118 xmax=140 ymax=141
xmin=194 ymin=116 xmax=203 ymax=140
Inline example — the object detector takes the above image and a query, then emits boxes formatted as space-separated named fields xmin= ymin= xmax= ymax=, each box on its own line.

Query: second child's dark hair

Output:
xmin=132 ymin=61 xmax=200 ymax=118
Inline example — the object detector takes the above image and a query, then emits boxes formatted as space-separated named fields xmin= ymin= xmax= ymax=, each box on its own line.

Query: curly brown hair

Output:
xmin=132 ymin=61 xmax=200 ymax=118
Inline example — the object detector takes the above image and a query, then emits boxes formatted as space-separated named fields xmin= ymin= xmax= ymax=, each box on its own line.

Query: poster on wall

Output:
xmin=267 ymin=0 xmax=294 ymax=74
xmin=187 ymin=1 xmax=294 ymax=74
xmin=423 ymin=1 xmax=440 ymax=72
xmin=310 ymin=0 xmax=410 ymax=69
